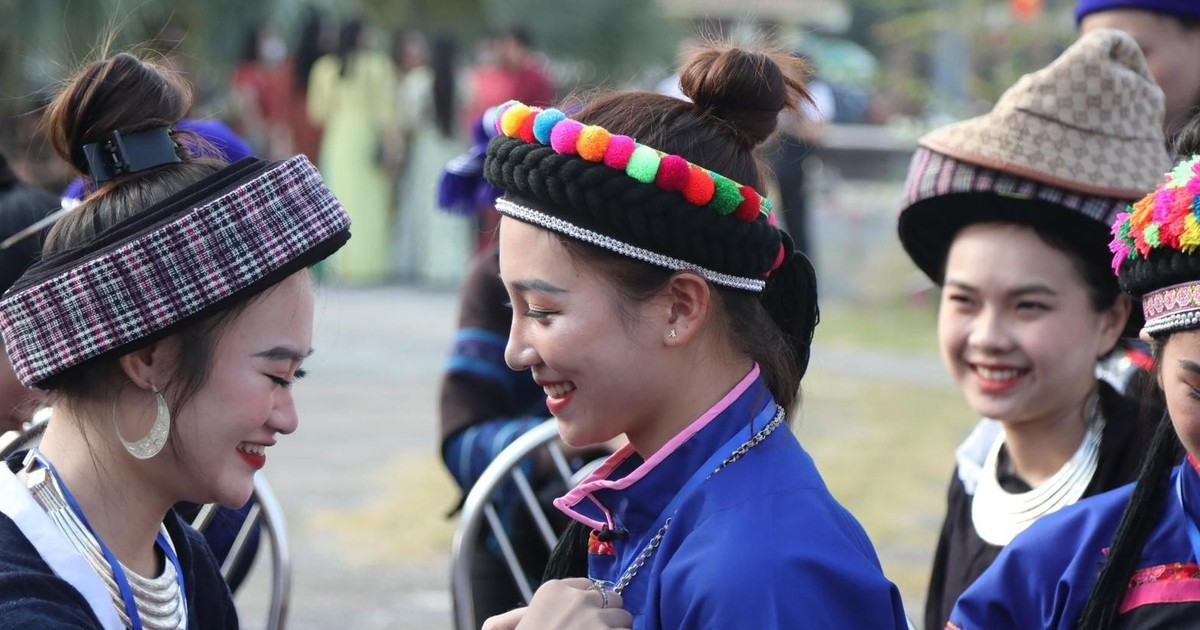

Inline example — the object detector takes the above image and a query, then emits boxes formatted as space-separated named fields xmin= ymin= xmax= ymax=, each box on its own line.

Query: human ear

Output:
xmin=663 ymin=272 xmax=711 ymax=345
xmin=117 ymin=336 xmax=181 ymax=391
xmin=1097 ymin=295 xmax=1133 ymax=357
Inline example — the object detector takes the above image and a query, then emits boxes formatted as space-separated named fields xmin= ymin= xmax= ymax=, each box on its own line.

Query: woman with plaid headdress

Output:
xmin=477 ymin=41 xmax=907 ymax=629
xmin=0 ymin=50 xmax=349 ymax=628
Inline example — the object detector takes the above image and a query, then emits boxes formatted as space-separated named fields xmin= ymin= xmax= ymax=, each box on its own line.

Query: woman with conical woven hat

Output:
xmin=896 ymin=29 xmax=1172 ymax=629
xmin=950 ymin=117 xmax=1200 ymax=629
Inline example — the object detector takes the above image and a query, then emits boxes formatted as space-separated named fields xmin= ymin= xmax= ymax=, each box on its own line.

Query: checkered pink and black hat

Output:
xmin=0 ymin=155 xmax=350 ymax=387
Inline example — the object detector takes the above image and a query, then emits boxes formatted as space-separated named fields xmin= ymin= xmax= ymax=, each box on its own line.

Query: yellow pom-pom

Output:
xmin=500 ymin=103 xmax=533 ymax=138
xmin=1181 ymin=213 xmax=1200 ymax=254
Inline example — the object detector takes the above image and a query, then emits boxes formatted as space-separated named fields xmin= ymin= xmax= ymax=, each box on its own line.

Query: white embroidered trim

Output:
xmin=496 ymin=198 xmax=766 ymax=292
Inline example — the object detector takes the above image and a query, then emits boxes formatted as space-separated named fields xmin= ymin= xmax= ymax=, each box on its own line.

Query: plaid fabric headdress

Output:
xmin=0 ymin=155 xmax=350 ymax=387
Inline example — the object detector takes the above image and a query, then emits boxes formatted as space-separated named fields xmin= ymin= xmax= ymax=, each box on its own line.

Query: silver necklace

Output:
xmin=607 ymin=405 xmax=786 ymax=595
xmin=20 ymin=462 xmax=187 ymax=629
xmin=971 ymin=394 xmax=1105 ymax=546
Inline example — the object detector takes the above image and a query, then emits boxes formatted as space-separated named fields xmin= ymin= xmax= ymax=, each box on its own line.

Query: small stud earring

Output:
xmin=667 ymin=329 xmax=678 ymax=340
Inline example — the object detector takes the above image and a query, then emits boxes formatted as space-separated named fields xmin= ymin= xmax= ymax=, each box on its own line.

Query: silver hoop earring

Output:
xmin=117 ymin=385 xmax=171 ymax=460
xmin=667 ymin=329 xmax=678 ymax=340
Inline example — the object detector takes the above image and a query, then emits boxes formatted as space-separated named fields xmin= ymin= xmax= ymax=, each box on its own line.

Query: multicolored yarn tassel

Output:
xmin=1110 ymin=154 xmax=1200 ymax=272
xmin=494 ymin=100 xmax=773 ymax=222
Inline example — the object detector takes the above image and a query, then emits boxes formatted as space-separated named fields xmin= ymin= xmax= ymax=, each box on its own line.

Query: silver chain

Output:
xmin=606 ymin=405 xmax=786 ymax=595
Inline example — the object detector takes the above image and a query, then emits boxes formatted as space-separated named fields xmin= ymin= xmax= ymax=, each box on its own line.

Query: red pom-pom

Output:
xmin=682 ymin=165 xmax=715 ymax=205
xmin=518 ymin=114 xmax=537 ymax=144
xmin=655 ymin=155 xmax=690 ymax=191
xmin=734 ymin=186 xmax=760 ymax=221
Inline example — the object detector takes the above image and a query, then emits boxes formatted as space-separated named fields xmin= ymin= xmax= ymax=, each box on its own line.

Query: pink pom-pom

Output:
xmin=550 ymin=119 xmax=584 ymax=154
xmin=604 ymin=135 xmax=636 ymax=169
xmin=655 ymin=155 xmax=690 ymax=191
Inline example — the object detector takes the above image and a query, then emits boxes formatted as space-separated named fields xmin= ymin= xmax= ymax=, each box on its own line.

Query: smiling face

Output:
xmin=1158 ymin=331 xmax=1200 ymax=460
xmin=166 ymin=271 xmax=314 ymax=507
xmin=1080 ymin=9 xmax=1200 ymax=134
xmin=938 ymin=223 xmax=1125 ymax=427
xmin=498 ymin=217 xmax=672 ymax=448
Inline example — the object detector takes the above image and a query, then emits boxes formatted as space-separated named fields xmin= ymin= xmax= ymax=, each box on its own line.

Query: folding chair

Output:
xmin=0 ymin=413 xmax=292 ymax=630
xmin=450 ymin=419 xmax=605 ymax=630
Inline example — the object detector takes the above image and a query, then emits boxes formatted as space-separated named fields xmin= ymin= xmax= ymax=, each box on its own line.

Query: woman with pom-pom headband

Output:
xmin=477 ymin=42 xmax=909 ymax=630
xmin=948 ymin=120 xmax=1200 ymax=629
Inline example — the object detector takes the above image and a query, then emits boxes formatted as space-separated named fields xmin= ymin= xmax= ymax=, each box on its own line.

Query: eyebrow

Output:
xmin=944 ymin=280 xmax=1058 ymax=297
xmin=511 ymin=279 xmax=568 ymax=294
xmin=1178 ymin=359 xmax=1200 ymax=375
xmin=254 ymin=346 xmax=314 ymax=362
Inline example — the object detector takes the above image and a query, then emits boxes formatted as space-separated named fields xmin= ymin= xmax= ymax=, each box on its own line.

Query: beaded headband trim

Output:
xmin=1141 ymin=280 xmax=1200 ymax=335
xmin=1110 ymin=154 xmax=1200 ymax=273
xmin=493 ymin=100 xmax=773 ymax=222
xmin=0 ymin=155 xmax=350 ymax=386
xmin=496 ymin=197 xmax=767 ymax=292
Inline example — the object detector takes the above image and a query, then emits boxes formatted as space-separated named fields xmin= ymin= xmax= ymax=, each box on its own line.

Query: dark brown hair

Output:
xmin=39 ymin=51 xmax=232 ymax=421
xmin=561 ymin=43 xmax=813 ymax=414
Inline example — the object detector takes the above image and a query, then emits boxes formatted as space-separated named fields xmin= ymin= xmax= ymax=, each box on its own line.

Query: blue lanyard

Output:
xmin=1175 ymin=460 xmax=1200 ymax=566
xmin=31 ymin=449 xmax=187 ymax=630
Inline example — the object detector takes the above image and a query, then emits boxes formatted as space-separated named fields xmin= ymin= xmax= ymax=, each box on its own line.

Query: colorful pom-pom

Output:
xmin=604 ymin=135 xmax=636 ymax=169
xmin=709 ymin=174 xmax=743 ymax=215
xmin=500 ymin=103 xmax=533 ymax=138
xmin=682 ymin=165 xmax=715 ymax=205
xmin=578 ymin=126 xmax=612 ymax=162
xmin=533 ymin=109 xmax=567 ymax=144
xmin=655 ymin=155 xmax=690 ymax=191
xmin=1183 ymin=213 xmax=1200 ymax=254
xmin=550 ymin=119 xmax=584 ymax=154
xmin=494 ymin=100 xmax=520 ymax=134
xmin=735 ymin=186 xmax=761 ymax=221
xmin=518 ymin=112 xmax=538 ymax=144
xmin=626 ymin=145 xmax=661 ymax=184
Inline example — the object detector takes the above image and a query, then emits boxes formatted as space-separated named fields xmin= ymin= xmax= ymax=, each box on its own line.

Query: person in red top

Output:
xmin=500 ymin=28 xmax=554 ymax=107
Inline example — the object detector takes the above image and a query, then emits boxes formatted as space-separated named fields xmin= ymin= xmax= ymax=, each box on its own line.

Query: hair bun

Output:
xmin=45 ymin=52 xmax=192 ymax=177
xmin=678 ymin=44 xmax=811 ymax=147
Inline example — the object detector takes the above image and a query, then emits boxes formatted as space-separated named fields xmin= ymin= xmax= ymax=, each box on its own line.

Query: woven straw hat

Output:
xmin=919 ymin=28 xmax=1169 ymax=200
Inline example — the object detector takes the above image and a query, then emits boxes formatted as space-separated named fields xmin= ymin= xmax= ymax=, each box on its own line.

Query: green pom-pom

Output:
xmin=1145 ymin=223 xmax=1161 ymax=247
xmin=1116 ymin=221 xmax=1130 ymax=239
xmin=709 ymin=174 xmax=742 ymax=215
xmin=626 ymin=146 xmax=661 ymax=184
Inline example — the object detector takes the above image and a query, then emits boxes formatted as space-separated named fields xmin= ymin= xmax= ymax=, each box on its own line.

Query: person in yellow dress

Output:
xmin=308 ymin=18 xmax=396 ymax=283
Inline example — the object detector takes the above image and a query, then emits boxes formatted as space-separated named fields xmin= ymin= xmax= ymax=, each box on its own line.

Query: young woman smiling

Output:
xmin=478 ymin=41 xmax=907 ymax=629
xmin=949 ymin=123 xmax=1200 ymax=629
xmin=0 ymin=51 xmax=349 ymax=628
xmin=896 ymin=30 xmax=1172 ymax=629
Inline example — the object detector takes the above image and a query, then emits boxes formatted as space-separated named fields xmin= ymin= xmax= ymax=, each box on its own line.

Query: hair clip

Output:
xmin=81 ymin=127 xmax=181 ymax=185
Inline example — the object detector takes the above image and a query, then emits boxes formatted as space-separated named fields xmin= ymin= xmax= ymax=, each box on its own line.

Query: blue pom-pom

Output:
xmin=533 ymin=109 xmax=567 ymax=145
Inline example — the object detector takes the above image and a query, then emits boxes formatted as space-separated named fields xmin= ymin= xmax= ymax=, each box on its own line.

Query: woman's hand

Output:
xmin=481 ymin=578 xmax=633 ymax=629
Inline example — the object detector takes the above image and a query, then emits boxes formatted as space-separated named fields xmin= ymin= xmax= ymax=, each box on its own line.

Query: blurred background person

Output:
xmin=308 ymin=17 xmax=397 ymax=284
xmin=288 ymin=6 xmax=329 ymax=165
xmin=0 ymin=151 xmax=58 ymax=434
xmin=393 ymin=34 xmax=472 ymax=287
xmin=231 ymin=22 xmax=293 ymax=159
xmin=1077 ymin=0 xmax=1200 ymax=138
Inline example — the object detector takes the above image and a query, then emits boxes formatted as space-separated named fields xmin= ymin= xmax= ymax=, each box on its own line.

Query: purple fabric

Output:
xmin=63 ymin=118 xmax=254 ymax=201
xmin=437 ymin=113 xmax=501 ymax=216
xmin=4 ymin=156 xmax=348 ymax=386
xmin=1075 ymin=0 xmax=1200 ymax=24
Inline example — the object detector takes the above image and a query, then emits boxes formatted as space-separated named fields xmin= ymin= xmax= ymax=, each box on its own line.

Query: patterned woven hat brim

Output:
xmin=0 ymin=155 xmax=350 ymax=387
xmin=900 ymin=147 xmax=1132 ymax=278
xmin=919 ymin=29 xmax=1170 ymax=200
